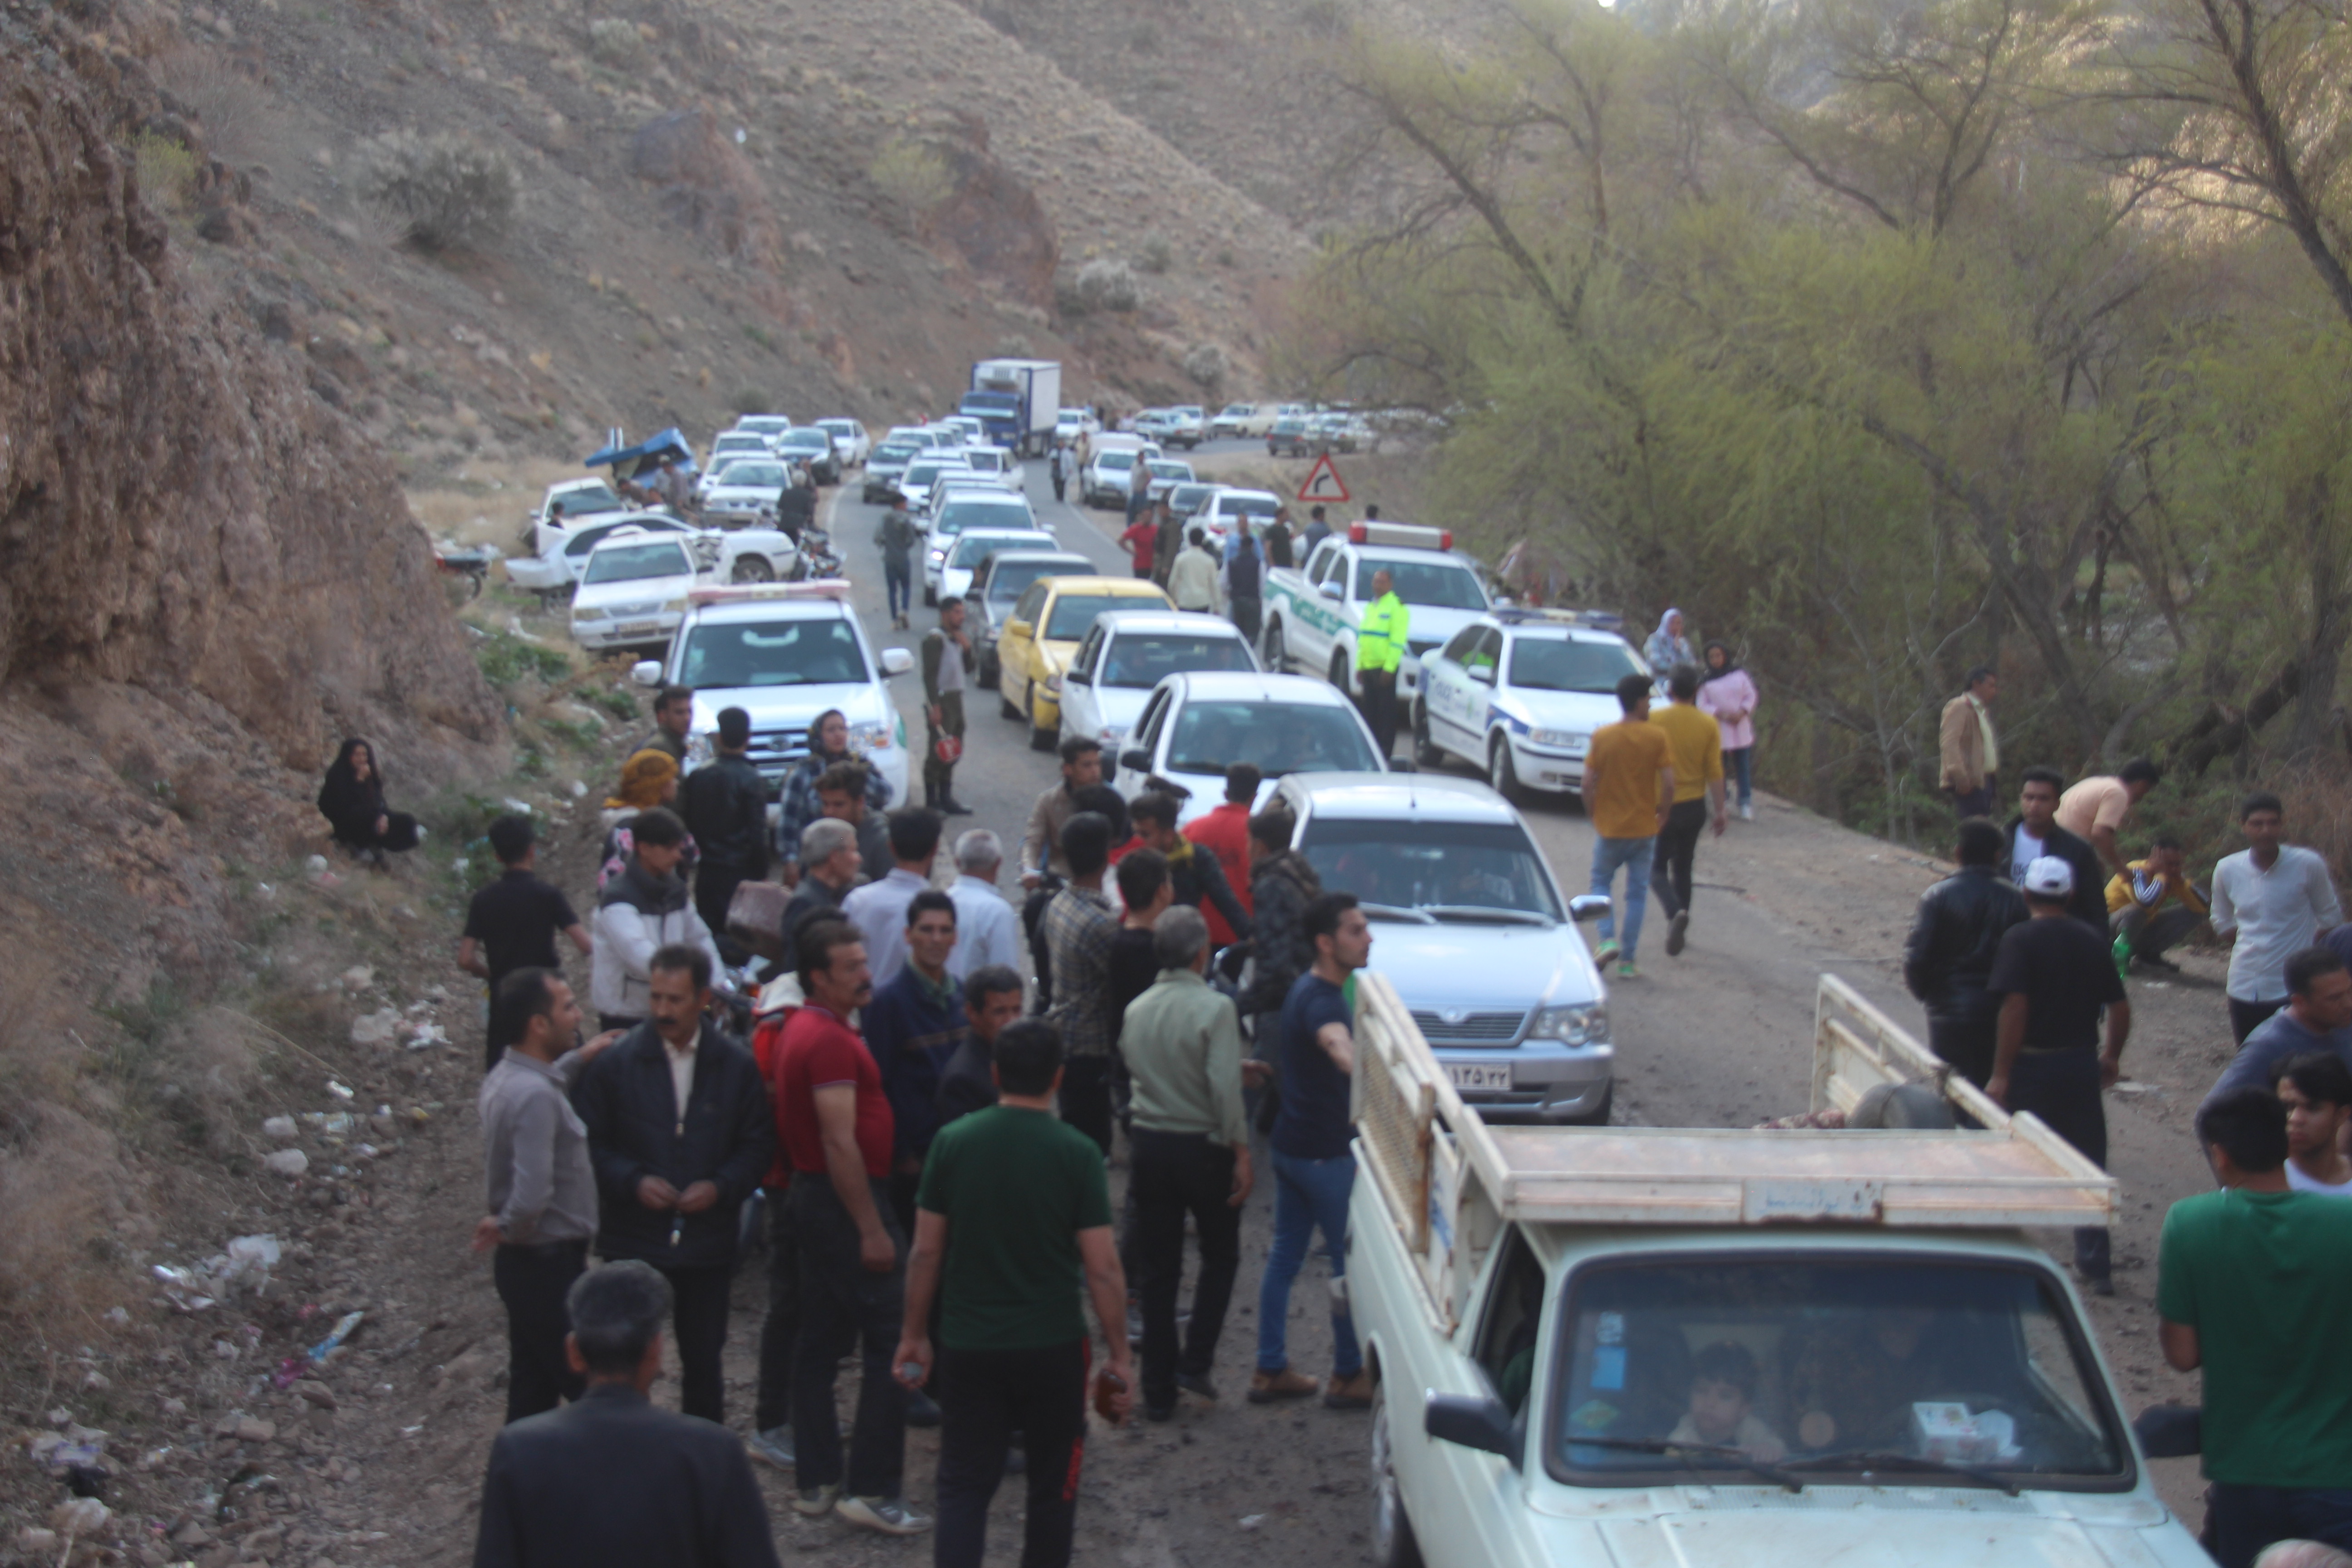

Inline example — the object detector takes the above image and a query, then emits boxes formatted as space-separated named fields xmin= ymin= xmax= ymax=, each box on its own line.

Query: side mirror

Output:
xmin=880 ymin=648 xmax=914 ymax=677
xmin=1467 ymin=665 xmax=1494 ymax=686
xmin=1317 ymin=580 xmax=1341 ymax=599
xmin=1568 ymin=895 xmax=1612 ymax=924
xmin=1005 ymin=621 xmax=1033 ymax=640
xmin=1121 ymin=747 xmax=1153 ymax=774
xmin=1065 ymin=667 xmax=1091 ymax=686
xmin=630 ymin=660 xmax=663 ymax=687
xmin=1425 ymin=1392 xmax=1522 ymax=1469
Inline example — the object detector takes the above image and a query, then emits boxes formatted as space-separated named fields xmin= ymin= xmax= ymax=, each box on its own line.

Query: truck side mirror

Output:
xmin=1121 ymin=748 xmax=1153 ymax=774
xmin=630 ymin=660 xmax=663 ymax=687
xmin=1425 ymin=1392 xmax=1522 ymax=1469
xmin=880 ymin=648 xmax=914 ymax=677
xmin=1568 ymin=895 xmax=1612 ymax=923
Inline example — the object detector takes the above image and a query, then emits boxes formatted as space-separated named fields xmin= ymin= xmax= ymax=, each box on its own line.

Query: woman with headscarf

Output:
xmin=598 ymin=748 xmax=698 ymax=890
xmin=317 ymin=739 xmax=423 ymax=866
xmin=1644 ymin=608 xmax=1695 ymax=698
xmin=1697 ymin=641 xmax=1759 ymax=821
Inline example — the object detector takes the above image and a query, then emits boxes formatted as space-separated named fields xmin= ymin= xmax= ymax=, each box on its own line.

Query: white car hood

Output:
xmin=1594 ymin=1500 xmax=2199 ymax=1568
xmin=706 ymin=482 xmax=781 ymax=505
xmin=1087 ymin=685 xmax=1160 ymax=736
xmin=1494 ymin=686 xmax=1624 ymax=736
xmin=575 ymin=571 xmax=693 ymax=615
xmin=690 ymin=683 xmax=892 ymax=734
xmin=1361 ymin=921 xmax=1593 ymax=1011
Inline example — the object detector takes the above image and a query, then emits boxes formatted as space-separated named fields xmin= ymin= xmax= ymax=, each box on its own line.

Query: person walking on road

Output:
xmin=775 ymin=710 xmax=891 ymax=886
xmin=773 ymin=921 xmax=929 ymax=1536
xmin=2056 ymin=758 xmax=2164 ymax=886
xmin=1938 ymin=666 xmax=1999 ymax=820
xmin=2002 ymin=768 xmax=2107 ymax=932
xmin=1225 ymin=521 xmax=1264 ymax=645
xmin=1902 ymin=818 xmax=2029 ymax=1090
xmin=1357 ymin=567 xmax=1409 ymax=761
xmin=2214 ymin=792 xmax=2346 ymax=1044
xmin=1647 ymin=664 xmax=1726 ymax=958
xmin=1127 ymin=454 xmax=1152 ymax=529
xmin=2277 ymin=1053 xmax=2352 ymax=1195
xmin=474 ymin=970 xmax=617 ymax=1423
xmin=877 ymin=500 xmax=921 ymax=631
xmin=1120 ymin=511 xmax=1157 ymax=580
xmin=571 ymin=945 xmax=774 ymax=1420
xmin=2205 ymin=947 xmax=2352 ymax=1105
xmin=1582 ymin=673 xmax=1675 ymax=980
xmin=1048 ymin=441 xmax=1068 ymax=504
xmin=921 ymin=599 xmax=975 ymax=815
xmin=944 ymin=829 xmax=1022 ymax=982
xmin=1985 ymin=857 xmax=2129 ymax=1294
xmin=894 ymin=1019 xmax=1134 ymax=1568
xmin=1044 ymin=813 xmax=1121 ymax=1156
xmin=1122 ymin=906 xmax=1252 ymax=1421
xmin=843 ymin=808 xmax=944 ymax=991
xmin=471 ymin=1260 xmax=783 ymax=1568
xmin=2106 ymin=836 xmax=2210 ymax=974
xmin=1252 ymin=893 xmax=1373 ymax=1411
xmin=2158 ymin=1086 xmax=2352 ymax=1568
xmin=461 ymin=816 xmax=592 ymax=1071
xmin=1169 ymin=526 xmax=1223 ymax=615
xmin=1695 ymin=641 xmax=1758 ymax=821
xmin=1152 ymin=502 xmax=1185 ymax=590
xmin=676 ymin=707 xmax=770 ymax=965
xmin=1184 ymin=764 xmax=1260 ymax=948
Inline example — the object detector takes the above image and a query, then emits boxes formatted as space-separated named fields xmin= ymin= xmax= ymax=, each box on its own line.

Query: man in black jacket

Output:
xmin=935 ymin=965 xmax=1025 ymax=1127
xmin=1903 ymin=818 xmax=2029 ymax=1090
xmin=1130 ymin=791 xmax=1252 ymax=943
xmin=1244 ymin=808 xmax=1322 ymax=1026
xmin=2002 ymin=766 xmax=2106 ymax=931
xmin=473 ymin=1260 xmax=781 ymax=1568
xmin=571 ymin=945 xmax=774 ymax=1423
xmin=678 ymin=707 xmax=770 ymax=964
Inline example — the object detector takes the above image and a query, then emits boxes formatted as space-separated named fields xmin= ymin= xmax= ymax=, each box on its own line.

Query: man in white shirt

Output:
xmin=843 ymin=808 xmax=943 ymax=991
xmin=944 ymin=829 xmax=1022 ymax=982
xmin=2212 ymin=791 xmax=2345 ymax=1043
xmin=2277 ymin=1053 xmax=2352 ymax=1196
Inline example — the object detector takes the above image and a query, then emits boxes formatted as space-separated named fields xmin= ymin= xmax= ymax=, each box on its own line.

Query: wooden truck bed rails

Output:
xmin=1351 ymin=971 xmax=2118 ymax=1335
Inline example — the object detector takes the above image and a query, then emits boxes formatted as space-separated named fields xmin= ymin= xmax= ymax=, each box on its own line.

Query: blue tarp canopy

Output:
xmin=583 ymin=427 xmax=696 ymax=481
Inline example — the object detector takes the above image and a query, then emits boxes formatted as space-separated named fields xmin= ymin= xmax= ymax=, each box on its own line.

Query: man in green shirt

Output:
xmin=1120 ymin=905 xmax=1255 ymax=1421
xmin=2159 ymin=1084 xmax=2352 ymax=1567
xmin=895 ymin=1019 xmax=1133 ymax=1568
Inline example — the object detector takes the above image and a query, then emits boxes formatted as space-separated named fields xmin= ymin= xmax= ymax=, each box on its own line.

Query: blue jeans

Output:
xmin=1256 ymin=1150 xmax=1361 ymax=1378
xmin=2209 ymin=1483 xmax=2352 ymax=1568
xmin=1725 ymin=746 xmax=1753 ymax=809
xmin=1589 ymin=834 xmax=1656 ymax=961
xmin=883 ymin=560 xmax=911 ymax=619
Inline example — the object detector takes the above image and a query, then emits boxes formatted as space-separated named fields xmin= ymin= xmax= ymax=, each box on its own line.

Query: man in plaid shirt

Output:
xmin=775 ymin=708 xmax=891 ymax=886
xmin=1044 ymin=812 xmax=1119 ymax=1157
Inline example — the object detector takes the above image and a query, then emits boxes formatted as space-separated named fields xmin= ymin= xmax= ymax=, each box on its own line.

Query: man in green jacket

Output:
xmin=1357 ymin=568 xmax=1409 ymax=761
xmin=920 ymin=598 xmax=974 ymax=817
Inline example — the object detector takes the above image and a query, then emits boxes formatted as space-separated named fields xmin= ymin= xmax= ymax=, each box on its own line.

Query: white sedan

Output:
xmin=1110 ymin=671 xmax=1388 ymax=823
xmin=700 ymin=459 xmax=789 ymax=523
xmin=1056 ymin=611 xmax=1259 ymax=758
xmin=896 ymin=456 xmax=973 ymax=515
xmin=814 ymin=418 xmax=871 ymax=466
xmin=514 ymin=513 xmax=796 ymax=594
xmin=931 ymin=528 xmax=1059 ymax=606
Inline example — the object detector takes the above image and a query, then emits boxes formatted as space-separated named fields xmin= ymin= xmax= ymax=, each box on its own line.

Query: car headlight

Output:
xmin=1529 ymin=1003 xmax=1607 ymax=1045
xmin=1529 ymin=729 xmax=1587 ymax=752
xmin=850 ymin=719 xmax=892 ymax=755
xmin=928 ymin=549 xmax=946 ymax=564
xmin=573 ymin=606 xmax=609 ymax=622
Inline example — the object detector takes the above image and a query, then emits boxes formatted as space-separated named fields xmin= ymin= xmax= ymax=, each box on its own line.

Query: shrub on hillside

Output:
xmin=869 ymin=137 xmax=954 ymax=213
xmin=359 ymin=132 xmax=517 ymax=252
xmin=587 ymin=18 xmax=642 ymax=64
xmin=1075 ymin=258 xmax=1142 ymax=313
xmin=1183 ymin=342 xmax=1227 ymax=392
xmin=1138 ymin=234 xmax=1172 ymax=274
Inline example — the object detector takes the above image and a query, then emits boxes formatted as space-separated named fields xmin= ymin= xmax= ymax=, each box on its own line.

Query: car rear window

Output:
xmin=1047 ymin=593 xmax=1151 ymax=640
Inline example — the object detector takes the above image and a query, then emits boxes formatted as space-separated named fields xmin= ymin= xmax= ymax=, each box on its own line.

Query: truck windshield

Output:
xmin=1546 ymin=1258 xmax=2127 ymax=1488
xmin=678 ymin=620 xmax=870 ymax=689
xmin=963 ymin=392 xmax=1020 ymax=414
xmin=1297 ymin=819 xmax=1560 ymax=921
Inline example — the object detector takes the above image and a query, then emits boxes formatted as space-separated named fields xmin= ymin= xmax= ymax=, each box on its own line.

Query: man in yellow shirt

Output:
xmin=1581 ymin=672 xmax=1676 ymax=980
xmin=1356 ymin=569 xmax=1409 ymax=761
xmin=1648 ymin=663 xmax=1728 ymax=959
xmin=2103 ymin=836 xmax=2210 ymax=974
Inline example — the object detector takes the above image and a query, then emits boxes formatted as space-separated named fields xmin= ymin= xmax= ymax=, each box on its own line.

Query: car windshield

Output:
xmin=817 ymin=421 xmax=858 ymax=440
xmin=1098 ymin=451 xmax=1137 ymax=472
xmin=776 ymin=434 xmax=829 ymax=453
xmin=1545 ymin=1259 xmax=2127 ymax=1485
xmin=737 ymin=419 xmax=789 ymax=435
xmin=551 ymin=483 xmax=624 ymax=516
xmin=716 ymin=462 xmax=786 ymax=489
xmin=1368 ymin=559 xmax=1488 ymax=611
xmin=873 ymin=442 xmax=920 ymax=462
xmin=678 ymin=619 xmax=871 ymax=689
xmin=714 ymin=438 xmax=766 ymax=455
xmin=987 ymin=560 xmax=1089 ymax=603
xmin=1510 ymin=637 xmax=1646 ymax=694
xmin=584 ymin=542 xmax=692 ymax=584
xmin=1165 ymin=700 xmax=1380 ymax=779
xmin=1297 ymin=818 xmax=1560 ymax=920
xmin=1046 ymin=593 xmax=1147 ymax=641
xmin=1101 ymin=633 xmax=1254 ymax=688
xmin=1168 ymin=484 xmax=1218 ymax=514
xmin=952 ymin=533 xmax=1049 ymax=568
xmin=1218 ymin=494 xmax=1279 ymax=519
xmin=1148 ymin=461 xmax=1192 ymax=480
xmin=963 ymin=451 xmax=1005 ymax=470
xmin=937 ymin=500 xmax=1034 ymax=539
xmin=906 ymin=461 xmax=960 ymax=485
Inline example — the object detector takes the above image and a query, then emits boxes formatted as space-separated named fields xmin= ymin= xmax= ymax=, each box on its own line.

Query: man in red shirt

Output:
xmin=774 ymin=921 xmax=929 ymax=1537
xmin=1119 ymin=513 xmax=1157 ymax=581
xmin=1183 ymin=764 xmax=1260 ymax=948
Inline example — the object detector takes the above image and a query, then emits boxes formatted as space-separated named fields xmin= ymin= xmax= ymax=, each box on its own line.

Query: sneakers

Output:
xmin=1665 ymin=911 xmax=1690 ymax=957
xmin=747 ymin=1426 xmax=795 ymax=1471
xmin=1617 ymin=962 xmax=1638 ymax=980
xmin=793 ymin=1482 xmax=840 ymax=1518
xmin=1248 ymin=1367 xmax=1319 ymax=1404
xmin=1175 ymin=1371 xmax=1219 ymax=1402
xmin=1594 ymin=938 xmax=1622 ymax=966
xmin=906 ymin=1389 xmax=942 ymax=1429
xmin=1740 ymin=802 xmax=1754 ymax=821
xmin=1324 ymin=1371 xmax=1373 ymax=1410
xmin=837 ymin=1495 xmax=931 ymax=1536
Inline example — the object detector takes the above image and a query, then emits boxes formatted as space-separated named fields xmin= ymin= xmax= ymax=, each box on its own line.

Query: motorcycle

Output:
xmin=789 ymin=525 xmax=843 ymax=581
xmin=434 ymin=543 xmax=496 ymax=603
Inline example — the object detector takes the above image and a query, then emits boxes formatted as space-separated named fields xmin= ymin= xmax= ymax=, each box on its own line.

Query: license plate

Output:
xmin=1446 ymin=1063 xmax=1513 ymax=1092
xmin=617 ymin=620 xmax=659 ymax=637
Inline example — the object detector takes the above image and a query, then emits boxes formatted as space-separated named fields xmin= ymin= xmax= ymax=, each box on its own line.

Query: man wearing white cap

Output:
xmin=1987 ymin=855 xmax=2131 ymax=1294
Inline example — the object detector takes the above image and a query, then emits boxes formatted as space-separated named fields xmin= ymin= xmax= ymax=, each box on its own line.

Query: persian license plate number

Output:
xmin=1446 ymin=1063 xmax=1512 ymax=1092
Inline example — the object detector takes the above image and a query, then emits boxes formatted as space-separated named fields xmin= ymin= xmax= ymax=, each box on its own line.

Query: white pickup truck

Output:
xmin=1260 ymin=521 xmax=1493 ymax=710
xmin=1348 ymin=970 xmax=2205 ymax=1568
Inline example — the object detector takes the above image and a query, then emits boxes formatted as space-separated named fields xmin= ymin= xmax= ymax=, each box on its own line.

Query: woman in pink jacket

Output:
xmin=1696 ymin=642 xmax=1759 ymax=821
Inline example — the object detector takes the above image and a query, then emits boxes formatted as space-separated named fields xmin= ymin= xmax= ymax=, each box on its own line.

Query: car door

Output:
xmin=1426 ymin=627 xmax=1484 ymax=756
xmin=1461 ymin=628 xmax=1505 ymax=749
xmin=1000 ymin=581 xmax=1049 ymax=706
xmin=1436 ymin=1229 xmax=1548 ymax=1566
xmin=1118 ymin=684 xmax=1175 ymax=794
xmin=1062 ymin=624 xmax=1107 ymax=744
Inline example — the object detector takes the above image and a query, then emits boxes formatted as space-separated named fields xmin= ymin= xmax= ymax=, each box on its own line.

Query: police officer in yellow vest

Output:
xmin=1357 ymin=567 xmax=1409 ymax=761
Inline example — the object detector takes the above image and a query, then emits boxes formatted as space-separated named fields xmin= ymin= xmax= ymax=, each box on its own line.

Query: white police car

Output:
xmin=1413 ymin=609 xmax=1648 ymax=801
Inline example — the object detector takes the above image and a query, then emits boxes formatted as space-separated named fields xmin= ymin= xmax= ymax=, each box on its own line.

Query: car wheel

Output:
xmin=1026 ymin=685 xmax=1057 ymax=752
xmin=731 ymin=554 xmax=775 ymax=583
xmin=999 ymin=682 xmax=1023 ymax=721
xmin=1328 ymin=649 xmax=1353 ymax=698
xmin=923 ymin=584 xmax=937 ymax=607
xmin=1413 ymin=704 xmax=1444 ymax=768
xmin=1564 ymin=1081 xmax=1615 ymax=1127
xmin=1490 ymin=735 xmax=1524 ymax=804
xmin=1369 ymin=1379 xmax=1424 ymax=1568
xmin=1262 ymin=619 xmax=1286 ymax=674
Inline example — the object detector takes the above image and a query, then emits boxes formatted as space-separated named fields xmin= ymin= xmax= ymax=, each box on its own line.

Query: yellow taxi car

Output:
xmin=995 ymin=574 xmax=1174 ymax=750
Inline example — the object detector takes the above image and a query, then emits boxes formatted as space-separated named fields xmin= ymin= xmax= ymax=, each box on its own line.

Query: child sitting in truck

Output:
xmin=1668 ymin=1342 xmax=1788 ymax=1462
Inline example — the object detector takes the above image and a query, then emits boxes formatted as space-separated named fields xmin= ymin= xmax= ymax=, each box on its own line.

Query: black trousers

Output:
xmin=1130 ymin=1130 xmax=1241 ymax=1407
xmin=652 ymin=1262 xmax=734 ymax=1424
xmin=935 ymin=1340 xmax=1090 ymax=1568
xmin=1648 ymin=798 xmax=1709 ymax=922
xmin=695 ymin=863 xmax=753 ymax=966
xmin=494 ymin=1239 xmax=587 ymax=1423
xmin=2230 ymin=995 xmax=2286 ymax=1046
xmin=924 ymin=690 xmax=965 ymax=802
xmin=789 ymin=1176 xmax=907 ymax=1498
xmin=1058 ymin=1057 xmax=1115 ymax=1158
xmin=755 ymin=1183 xmax=798 ymax=1433
xmin=1230 ymin=596 xmax=1262 ymax=645
xmin=1926 ymin=1013 xmax=1998 ymax=1090
xmin=1360 ymin=669 xmax=1398 ymax=759
xmin=2009 ymin=1049 xmax=2110 ymax=1279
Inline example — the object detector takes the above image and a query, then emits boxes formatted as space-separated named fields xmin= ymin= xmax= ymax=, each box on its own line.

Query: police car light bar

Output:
xmin=1348 ymin=520 xmax=1453 ymax=552
xmin=685 ymin=579 xmax=851 ymax=606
